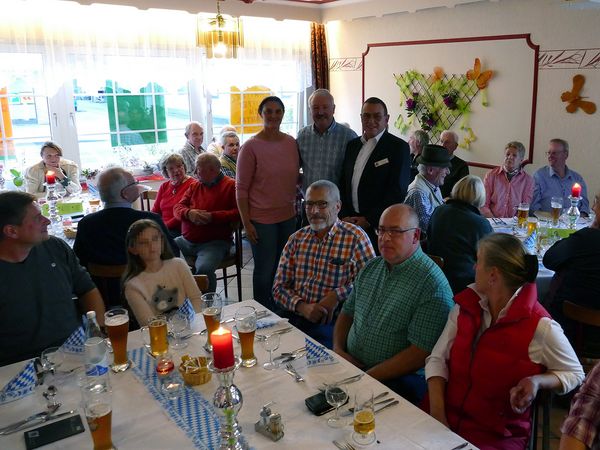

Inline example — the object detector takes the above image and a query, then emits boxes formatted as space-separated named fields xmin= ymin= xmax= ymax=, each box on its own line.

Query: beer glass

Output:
xmin=517 ymin=203 xmax=529 ymax=229
xmin=526 ymin=217 xmax=538 ymax=236
xmin=353 ymin=388 xmax=376 ymax=445
xmin=201 ymin=293 xmax=222 ymax=352
xmin=82 ymin=378 xmax=114 ymax=450
xmin=551 ymin=196 xmax=563 ymax=226
xmin=140 ymin=316 xmax=168 ymax=357
xmin=168 ymin=311 xmax=189 ymax=350
xmin=325 ymin=384 xmax=348 ymax=428
xmin=235 ymin=306 xmax=257 ymax=367
xmin=104 ymin=308 xmax=130 ymax=372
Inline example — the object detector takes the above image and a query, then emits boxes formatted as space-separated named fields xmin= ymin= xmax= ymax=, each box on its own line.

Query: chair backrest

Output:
xmin=87 ymin=263 xmax=127 ymax=279
xmin=86 ymin=263 xmax=127 ymax=310
xmin=193 ymin=274 xmax=209 ymax=293
xmin=563 ymin=301 xmax=600 ymax=327
xmin=426 ymin=253 xmax=445 ymax=269
xmin=139 ymin=190 xmax=158 ymax=211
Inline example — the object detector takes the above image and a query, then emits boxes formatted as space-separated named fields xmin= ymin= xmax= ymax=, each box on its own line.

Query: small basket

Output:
xmin=63 ymin=227 xmax=77 ymax=239
xmin=179 ymin=356 xmax=211 ymax=386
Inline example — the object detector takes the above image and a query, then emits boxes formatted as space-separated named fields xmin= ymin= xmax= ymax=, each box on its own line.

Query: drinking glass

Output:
xmin=201 ymin=292 xmax=223 ymax=352
xmin=353 ymin=388 xmax=376 ymax=445
xmin=168 ymin=311 xmax=189 ymax=350
xmin=526 ymin=217 xmax=538 ymax=236
xmin=235 ymin=306 xmax=257 ymax=368
xmin=81 ymin=378 xmax=115 ymax=450
xmin=140 ymin=316 xmax=169 ymax=356
xmin=40 ymin=347 xmax=64 ymax=404
xmin=551 ymin=196 xmax=563 ymax=227
xmin=261 ymin=333 xmax=280 ymax=370
xmin=516 ymin=202 xmax=529 ymax=229
xmin=325 ymin=384 xmax=348 ymax=428
xmin=104 ymin=308 xmax=130 ymax=372
xmin=156 ymin=354 xmax=182 ymax=400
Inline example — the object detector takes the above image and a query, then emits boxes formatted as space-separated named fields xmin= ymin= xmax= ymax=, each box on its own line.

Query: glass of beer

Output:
xmin=526 ymin=217 xmax=538 ymax=236
xmin=235 ymin=306 xmax=257 ymax=367
xmin=82 ymin=378 xmax=114 ymax=450
xmin=352 ymin=388 xmax=376 ymax=446
xmin=104 ymin=308 xmax=130 ymax=372
xmin=551 ymin=196 xmax=563 ymax=227
xmin=201 ymin=293 xmax=222 ymax=352
xmin=517 ymin=203 xmax=529 ymax=229
xmin=140 ymin=316 xmax=168 ymax=357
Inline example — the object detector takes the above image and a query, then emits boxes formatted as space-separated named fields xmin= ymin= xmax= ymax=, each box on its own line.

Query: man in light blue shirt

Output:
xmin=531 ymin=139 xmax=589 ymax=215
xmin=297 ymin=89 xmax=357 ymax=193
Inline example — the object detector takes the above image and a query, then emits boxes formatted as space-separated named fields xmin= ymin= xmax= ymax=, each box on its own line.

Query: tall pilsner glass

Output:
xmin=201 ymin=292 xmax=222 ymax=352
xmin=105 ymin=308 xmax=130 ymax=372
xmin=82 ymin=378 xmax=115 ymax=450
xmin=235 ymin=306 xmax=257 ymax=367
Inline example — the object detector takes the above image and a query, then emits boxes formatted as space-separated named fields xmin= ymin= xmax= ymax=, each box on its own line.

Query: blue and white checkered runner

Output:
xmin=523 ymin=229 xmax=537 ymax=255
xmin=60 ymin=326 xmax=85 ymax=354
xmin=256 ymin=317 xmax=286 ymax=330
xmin=130 ymin=347 xmax=219 ymax=449
xmin=0 ymin=360 xmax=37 ymax=405
xmin=179 ymin=298 xmax=196 ymax=323
xmin=305 ymin=338 xmax=336 ymax=367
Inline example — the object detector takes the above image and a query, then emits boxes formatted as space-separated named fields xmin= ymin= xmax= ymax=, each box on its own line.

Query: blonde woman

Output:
xmin=25 ymin=141 xmax=80 ymax=194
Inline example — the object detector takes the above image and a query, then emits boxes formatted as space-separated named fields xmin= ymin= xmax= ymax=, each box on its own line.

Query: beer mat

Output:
xmin=60 ymin=326 xmax=85 ymax=354
xmin=130 ymin=347 xmax=219 ymax=450
xmin=0 ymin=360 xmax=37 ymax=405
xmin=305 ymin=338 xmax=336 ymax=367
xmin=179 ymin=298 xmax=196 ymax=323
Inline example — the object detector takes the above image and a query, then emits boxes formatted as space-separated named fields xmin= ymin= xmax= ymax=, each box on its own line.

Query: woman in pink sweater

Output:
xmin=236 ymin=96 xmax=300 ymax=310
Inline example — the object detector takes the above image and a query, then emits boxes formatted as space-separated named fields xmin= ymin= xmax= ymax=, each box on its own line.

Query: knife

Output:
xmin=374 ymin=399 xmax=399 ymax=414
xmin=320 ymin=373 xmax=364 ymax=391
xmin=341 ymin=396 xmax=394 ymax=417
xmin=4 ymin=410 xmax=77 ymax=435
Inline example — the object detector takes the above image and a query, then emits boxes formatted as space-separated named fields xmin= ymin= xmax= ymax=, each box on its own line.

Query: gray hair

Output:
xmin=441 ymin=130 xmax=459 ymax=144
xmin=196 ymin=152 xmax=221 ymax=170
xmin=307 ymin=180 xmax=340 ymax=203
xmin=219 ymin=131 xmax=239 ymax=147
xmin=550 ymin=138 xmax=569 ymax=155
xmin=412 ymin=130 xmax=429 ymax=149
xmin=98 ymin=167 xmax=131 ymax=203
xmin=451 ymin=175 xmax=486 ymax=208
xmin=184 ymin=121 xmax=203 ymax=138
xmin=40 ymin=141 xmax=63 ymax=157
xmin=308 ymin=89 xmax=334 ymax=106
xmin=160 ymin=153 xmax=186 ymax=178
xmin=505 ymin=141 xmax=526 ymax=159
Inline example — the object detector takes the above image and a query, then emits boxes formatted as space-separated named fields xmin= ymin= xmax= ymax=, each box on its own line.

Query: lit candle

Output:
xmin=211 ymin=327 xmax=234 ymax=369
xmin=46 ymin=171 xmax=56 ymax=185
xmin=571 ymin=183 xmax=582 ymax=198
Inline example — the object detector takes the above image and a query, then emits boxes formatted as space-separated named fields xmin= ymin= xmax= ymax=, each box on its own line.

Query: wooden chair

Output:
xmin=216 ymin=223 xmax=243 ymax=301
xmin=139 ymin=190 xmax=158 ymax=211
xmin=193 ymin=274 xmax=209 ymax=294
xmin=528 ymin=390 xmax=551 ymax=450
xmin=563 ymin=301 xmax=600 ymax=372
xmin=426 ymin=253 xmax=445 ymax=269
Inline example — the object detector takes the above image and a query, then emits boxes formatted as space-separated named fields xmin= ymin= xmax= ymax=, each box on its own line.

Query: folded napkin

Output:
xmin=0 ymin=360 xmax=37 ymax=405
xmin=257 ymin=317 xmax=288 ymax=330
xmin=60 ymin=326 xmax=85 ymax=354
xmin=179 ymin=298 xmax=196 ymax=323
xmin=305 ymin=338 xmax=336 ymax=367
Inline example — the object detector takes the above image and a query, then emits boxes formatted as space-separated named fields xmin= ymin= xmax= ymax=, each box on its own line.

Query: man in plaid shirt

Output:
xmin=273 ymin=180 xmax=375 ymax=348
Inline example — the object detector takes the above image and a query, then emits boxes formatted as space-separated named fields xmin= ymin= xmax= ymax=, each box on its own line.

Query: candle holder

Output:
xmin=208 ymin=357 xmax=248 ymax=450
xmin=566 ymin=195 xmax=581 ymax=229
xmin=45 ymin=182 xmax=63 ymax=234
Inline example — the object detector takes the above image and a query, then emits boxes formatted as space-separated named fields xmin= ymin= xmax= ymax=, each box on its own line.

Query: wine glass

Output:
xmin=353 ymin=388 xmax=376 ymax=445
xmin=325 ymin=384 xmax=348 ymax=428
xmin=168 ymin=311 xmax=189 ymax=350
xmin=261 ymin=333 xmax=280 ymax=370
xmin=40 ymin=347 xmax=65 ymax=406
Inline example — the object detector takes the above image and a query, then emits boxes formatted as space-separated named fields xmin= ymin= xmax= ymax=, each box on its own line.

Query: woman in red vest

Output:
xmin=425 ymin=233 xmax=584 ymax=450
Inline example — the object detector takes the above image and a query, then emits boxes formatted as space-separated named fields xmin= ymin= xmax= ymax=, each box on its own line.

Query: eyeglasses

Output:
xmin=546 ymin=151 xmax=565 ymax=157
xmin=121 ymin=180 xmax=139 ymax=196
xmin=360 ymin=113 xmax=385 ymax=122
xmin=305 ymin=200 xmax=329 ymax=210
xmin=375 ymin=227 xmax=418 ymax=237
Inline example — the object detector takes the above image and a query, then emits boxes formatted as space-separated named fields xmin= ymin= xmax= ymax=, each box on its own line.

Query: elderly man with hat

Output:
xmin=404 ymin=144 xmax=452 ymax=231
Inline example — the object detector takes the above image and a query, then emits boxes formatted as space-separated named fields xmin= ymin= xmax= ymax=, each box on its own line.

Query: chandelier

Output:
xmin=197 ymin=0 xmax=244 ymax=58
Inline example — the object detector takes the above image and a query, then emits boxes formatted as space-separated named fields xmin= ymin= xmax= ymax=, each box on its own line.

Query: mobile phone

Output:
xmin=24 ymin=415 xmax=85 ymax=450
xmin=305 ymin=392 xmax=349 ymax=416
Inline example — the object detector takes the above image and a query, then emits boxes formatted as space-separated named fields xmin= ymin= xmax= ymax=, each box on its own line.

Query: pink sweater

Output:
xmin=236 ymin=134 xmax=299 ymax=224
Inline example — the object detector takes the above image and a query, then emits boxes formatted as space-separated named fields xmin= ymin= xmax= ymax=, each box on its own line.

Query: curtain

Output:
xmin=310 ymin=23 xmax=329 ymax=90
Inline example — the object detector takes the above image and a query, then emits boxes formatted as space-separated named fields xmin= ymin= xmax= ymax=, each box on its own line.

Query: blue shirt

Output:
xmin=297 ymin=120 xmax=357 ymax=192
xmin=531 ymin=166 xmax=589 ymax=214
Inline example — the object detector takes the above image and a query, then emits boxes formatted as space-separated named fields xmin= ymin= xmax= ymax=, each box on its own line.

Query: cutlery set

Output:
xmin=0 ymin=404 xmax=77 ymax=435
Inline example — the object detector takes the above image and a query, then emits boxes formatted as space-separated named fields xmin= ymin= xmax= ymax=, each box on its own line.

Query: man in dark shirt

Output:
xmin=0 ymin=191 xmax=104 ymax=366
xmin=440 ymin=130 xmax=469 ymax=198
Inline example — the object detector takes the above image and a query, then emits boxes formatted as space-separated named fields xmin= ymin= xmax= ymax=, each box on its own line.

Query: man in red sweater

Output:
xmin=173 ymin=153 xmax=239 ymax=292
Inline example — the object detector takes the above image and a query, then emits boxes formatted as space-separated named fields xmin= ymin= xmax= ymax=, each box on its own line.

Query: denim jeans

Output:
xmin=250 ymin=217 xmax=296 ymax=311
xmin=174 ymin=237 xmax=231 ymax=292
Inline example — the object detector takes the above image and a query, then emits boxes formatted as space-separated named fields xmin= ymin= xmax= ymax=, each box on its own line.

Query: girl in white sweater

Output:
xmin=123 ymin=219 xmax=202 ymax=326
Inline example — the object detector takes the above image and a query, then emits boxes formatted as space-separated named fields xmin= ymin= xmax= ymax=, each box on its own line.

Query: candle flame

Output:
xmin=213 ymin=327 xmax=228 ymax=335
xmin=47 ymin=170 xmax=55 ymax=175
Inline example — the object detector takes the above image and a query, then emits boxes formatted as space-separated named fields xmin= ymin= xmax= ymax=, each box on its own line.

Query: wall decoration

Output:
xmin=539 ymin=48 xmax=600 ymax=69
xmin=561 ymin=74 xmax=597 ymax=114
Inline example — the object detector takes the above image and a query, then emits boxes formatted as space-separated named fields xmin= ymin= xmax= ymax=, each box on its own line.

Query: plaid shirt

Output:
xmin=273 ymin=220 xmax=375 ymax=312
xmin=297 ymin=120 xmax=358 ymax=192
xmin=561 ymin=362 xmax=600 ymax=449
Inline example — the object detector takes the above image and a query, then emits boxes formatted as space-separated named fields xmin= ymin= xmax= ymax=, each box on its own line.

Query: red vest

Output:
xmin=446 ymin=283 xmax=550 ymax=449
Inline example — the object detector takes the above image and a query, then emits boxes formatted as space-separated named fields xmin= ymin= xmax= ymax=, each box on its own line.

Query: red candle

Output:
xmin=211 ymin=327 xmax=235 ymax=369
xmin=571 ymin=183 xmax=582 ymax=198
xmin=46 ymin=171 xmax=56 ymax=185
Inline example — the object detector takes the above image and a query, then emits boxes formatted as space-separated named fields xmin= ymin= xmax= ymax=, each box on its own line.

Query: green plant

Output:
xmin=10 ymin=169 xmax=24 ymax=187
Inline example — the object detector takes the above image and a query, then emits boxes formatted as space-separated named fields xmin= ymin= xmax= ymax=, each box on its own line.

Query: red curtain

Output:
xmin=310 ymin=23 xmax=329 ymax=90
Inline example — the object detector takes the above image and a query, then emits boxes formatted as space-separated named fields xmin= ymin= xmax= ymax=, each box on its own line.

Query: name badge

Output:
xmin=374 ymin=158 xmax=389 ymax=167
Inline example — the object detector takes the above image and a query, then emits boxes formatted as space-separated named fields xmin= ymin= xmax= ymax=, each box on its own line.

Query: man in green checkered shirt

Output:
xmin=333 ymin=204 xmax=453 ymax=405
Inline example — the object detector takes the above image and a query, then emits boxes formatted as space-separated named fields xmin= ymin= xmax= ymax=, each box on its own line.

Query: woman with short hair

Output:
xmin=426 ymin=233 xmax=584 ymax=450
xmin=24 ymin=141 xmax=81 ymax=194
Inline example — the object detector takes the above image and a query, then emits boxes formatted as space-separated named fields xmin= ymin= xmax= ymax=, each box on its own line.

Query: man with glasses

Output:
xmin=333 ymin=204 xmax=452 ymax=404
xmin=272 ymin=180 xmax=375 ymax=348
xmin=339 ymin=97 xmax=411 ymax=251
xmin=531 ymin=138 xmax=589 ymax=216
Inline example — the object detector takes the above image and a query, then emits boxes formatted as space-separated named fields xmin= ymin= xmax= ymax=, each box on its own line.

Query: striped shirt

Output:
xmin=297 ymin=120 xmax=357 ymax=192
xmin=272 ymin=220 xmax=375 ymax=312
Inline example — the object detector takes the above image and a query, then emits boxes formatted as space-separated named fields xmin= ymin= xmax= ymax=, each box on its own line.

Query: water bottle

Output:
xmin=84 ymin=311 xmax=109 ymax=379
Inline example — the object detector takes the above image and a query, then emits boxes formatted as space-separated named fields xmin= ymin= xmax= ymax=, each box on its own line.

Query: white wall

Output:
xmin=327 ymin=0 xmax=600 ymax=200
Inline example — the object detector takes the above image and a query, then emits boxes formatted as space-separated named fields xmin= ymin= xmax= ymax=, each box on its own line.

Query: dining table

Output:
xmin=0 ymin=300 xmax=474 ymax=450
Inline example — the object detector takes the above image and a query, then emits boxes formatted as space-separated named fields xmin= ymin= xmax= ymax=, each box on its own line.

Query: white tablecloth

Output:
xmin=0 ymin=300 xmax=472 ymax=449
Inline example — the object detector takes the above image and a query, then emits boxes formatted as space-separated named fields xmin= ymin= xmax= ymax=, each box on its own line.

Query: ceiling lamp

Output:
xmin=197 ymin=0 xmax=244 ymax=58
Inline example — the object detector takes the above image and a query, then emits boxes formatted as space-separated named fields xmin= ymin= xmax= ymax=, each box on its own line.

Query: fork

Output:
xmin=284 ymin=363 xmax=304 ymax=382
xmin=333 ymin=441 xmax=356 ymax=450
